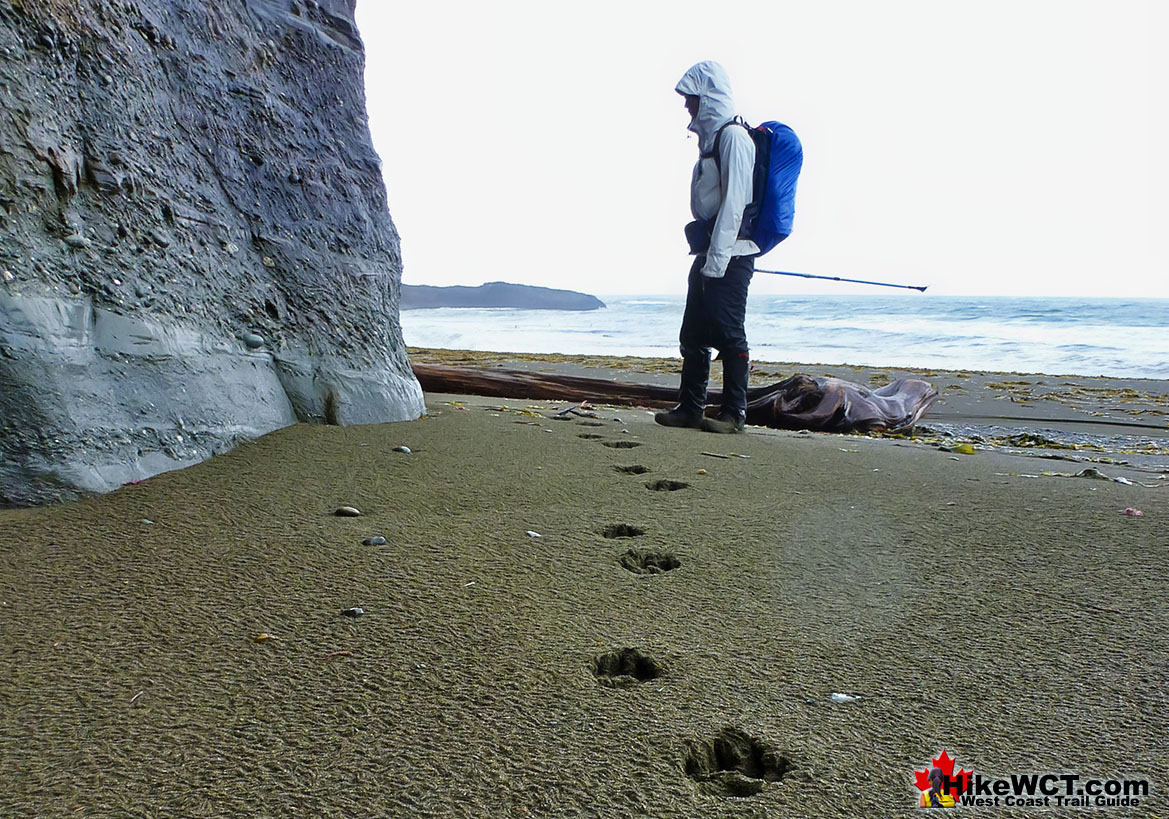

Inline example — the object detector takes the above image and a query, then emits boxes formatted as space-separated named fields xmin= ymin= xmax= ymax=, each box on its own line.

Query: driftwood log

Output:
xmin=412 ymin=364 xmax=938 ymax=433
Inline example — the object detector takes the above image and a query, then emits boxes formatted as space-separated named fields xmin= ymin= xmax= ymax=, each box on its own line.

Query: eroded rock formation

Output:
xmin=0 ymin=0 xmax=423 ymax=505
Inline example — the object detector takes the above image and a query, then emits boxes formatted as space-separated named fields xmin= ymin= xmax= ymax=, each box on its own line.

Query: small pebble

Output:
xmin=341 ymin=607 xmax=365 ymax=617
xmin=525 ymin=530 xmax=542 ymax=538
xmin=253 ymin=633 xmax=276 ymax=643
xmin=334 ymin=506 xmax=362 ymax=517
xmin=829 ymin=692 xmax=860 ymax=703
xmin=242 ymin=332 xmax=264 ymax=349
xmin=63 ymin=234 xmax=90 ymax=249
xmin=362 ymin=536 xmax=387 ymax=546
xmin=392 ymin=445 xmax=411 ymax=454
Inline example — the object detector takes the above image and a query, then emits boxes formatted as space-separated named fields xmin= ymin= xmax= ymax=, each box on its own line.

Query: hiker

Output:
xmin=919 ymin=767 xmax=957 ymax=808
xmin=656 ymin=60 xmax=777 ymax=434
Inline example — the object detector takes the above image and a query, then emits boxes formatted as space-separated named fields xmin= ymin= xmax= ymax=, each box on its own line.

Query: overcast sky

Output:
xmin=355 ymin=1 xmax=1164 ymax=298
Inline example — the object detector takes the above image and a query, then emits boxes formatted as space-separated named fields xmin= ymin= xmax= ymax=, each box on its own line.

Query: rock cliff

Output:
xmin=0 ymin=0 xmax=423 ymax=506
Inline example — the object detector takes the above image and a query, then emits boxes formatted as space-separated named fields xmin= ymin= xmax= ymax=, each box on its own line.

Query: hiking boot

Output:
xmin=677 ymin=353 xmax=710 ymax=417
xmin=720 ymin=353 xmax=750 ymax=420
xmin=700 ymin=411 xmax=745 ymax=434
xmin=654 ymin=405 xmax=704 ymax=429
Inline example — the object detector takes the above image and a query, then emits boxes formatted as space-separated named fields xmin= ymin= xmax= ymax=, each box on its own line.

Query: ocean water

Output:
xmin=400 ymin=295 xmax=1169 ymax=380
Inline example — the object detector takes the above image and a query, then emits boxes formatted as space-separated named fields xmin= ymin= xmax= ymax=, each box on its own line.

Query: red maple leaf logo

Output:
xmin=914 ymin=749 xmax=970 ymax=798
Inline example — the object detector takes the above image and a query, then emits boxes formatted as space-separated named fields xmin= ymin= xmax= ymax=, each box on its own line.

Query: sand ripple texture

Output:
xmin=2 ymin=395 xmax=1166 ymax=817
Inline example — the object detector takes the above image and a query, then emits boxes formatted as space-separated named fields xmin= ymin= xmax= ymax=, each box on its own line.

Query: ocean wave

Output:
xmin=400 ymin=295 xmax=1169 ymax=379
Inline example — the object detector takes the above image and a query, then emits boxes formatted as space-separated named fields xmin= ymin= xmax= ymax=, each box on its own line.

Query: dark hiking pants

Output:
xmin=676 ymin=254 xmax=754 ymax=417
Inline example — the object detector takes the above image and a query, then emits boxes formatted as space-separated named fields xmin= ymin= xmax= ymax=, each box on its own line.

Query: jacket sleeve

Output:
xmin=702 ymin=125 xmax=755 ymax=278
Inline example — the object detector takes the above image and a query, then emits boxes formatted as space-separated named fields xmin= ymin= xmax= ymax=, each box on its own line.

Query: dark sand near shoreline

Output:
xmin=2 ymin=353 xmax=1167 ymax=817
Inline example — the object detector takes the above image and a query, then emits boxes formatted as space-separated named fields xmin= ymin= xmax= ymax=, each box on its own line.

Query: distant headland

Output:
xmin=401 ymin=282 xmax=605 ymax=311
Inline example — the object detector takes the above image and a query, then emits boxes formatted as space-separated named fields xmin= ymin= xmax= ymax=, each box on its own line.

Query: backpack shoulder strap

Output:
xmin=703 ymin=117 xmax=749 ymax=165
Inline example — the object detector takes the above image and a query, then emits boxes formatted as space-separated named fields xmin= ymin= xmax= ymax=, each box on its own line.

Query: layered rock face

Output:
xmin=0 ymin=0 xmax=424 ymax=506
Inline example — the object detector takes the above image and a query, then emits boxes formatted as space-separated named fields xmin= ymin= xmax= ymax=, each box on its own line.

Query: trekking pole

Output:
xmin=756 ymin=268 xmax=928 ymax=292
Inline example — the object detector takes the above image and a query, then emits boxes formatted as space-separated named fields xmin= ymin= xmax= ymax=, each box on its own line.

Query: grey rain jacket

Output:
xmin=675 ymin=61 xmax=759 ymax=278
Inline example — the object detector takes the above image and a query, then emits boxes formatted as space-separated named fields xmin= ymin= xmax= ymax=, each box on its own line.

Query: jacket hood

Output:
xmin=676 ymin=60 xmax=736 ymax=153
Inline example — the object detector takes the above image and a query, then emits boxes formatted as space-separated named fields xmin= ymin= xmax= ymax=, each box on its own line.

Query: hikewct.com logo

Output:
xmin=914 ymin=750 xmax=1150 ymax=809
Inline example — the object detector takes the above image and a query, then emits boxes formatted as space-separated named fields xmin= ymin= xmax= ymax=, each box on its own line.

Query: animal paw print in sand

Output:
xmin=619 ymin=548 xmax=680 ymax=575
xmin=601 ymin=523 xmax=645 ymax=539
xmin=645 ymin=479 xmax=689 ymax=492
xmin=613 ymin=464 xmax=650 ymax=475
xmin=683 ymin=727 xmax=793 ymax=797
xmin=590 ymin=647 xmax=664 ymax=687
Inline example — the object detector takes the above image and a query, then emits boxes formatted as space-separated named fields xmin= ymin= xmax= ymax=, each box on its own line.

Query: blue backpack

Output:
xmin=711 ymin=118 xmax=803 ymax=256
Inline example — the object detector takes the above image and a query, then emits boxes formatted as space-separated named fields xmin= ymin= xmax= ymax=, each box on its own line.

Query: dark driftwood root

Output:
xmin=411 ymin=365 xmax=937 ymax=434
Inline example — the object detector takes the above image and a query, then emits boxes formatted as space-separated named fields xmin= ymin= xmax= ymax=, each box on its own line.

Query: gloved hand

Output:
xmin=701 ymin=257 xmax=727 ymax=278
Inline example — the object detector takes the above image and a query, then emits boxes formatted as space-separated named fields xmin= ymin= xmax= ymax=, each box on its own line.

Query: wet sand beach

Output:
xmin=2 ymin=353 xmax=1167 ymax=817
